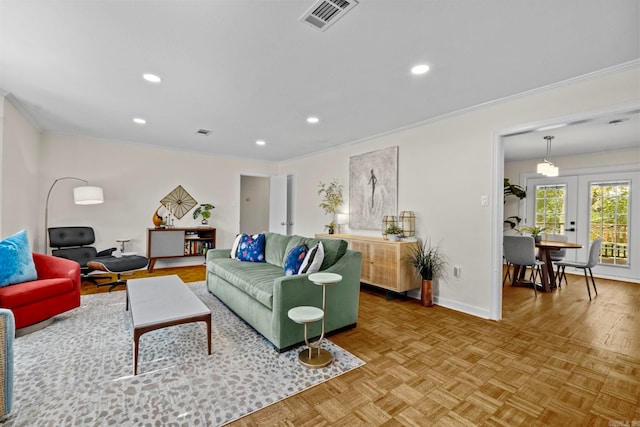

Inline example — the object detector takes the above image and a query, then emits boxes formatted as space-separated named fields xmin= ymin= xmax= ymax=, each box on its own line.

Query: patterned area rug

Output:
xmin=5 ymin=281 xmax=364 ymax=426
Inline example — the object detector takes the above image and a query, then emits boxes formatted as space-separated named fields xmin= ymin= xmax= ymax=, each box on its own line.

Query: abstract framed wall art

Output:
xmin=349 ymin=146 xmax=398 ymax=230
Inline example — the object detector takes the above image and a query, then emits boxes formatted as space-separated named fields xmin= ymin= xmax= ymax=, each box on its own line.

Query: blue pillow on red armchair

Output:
xmin=0 ymin=229 xmax=38 ymax=287
xmin=236 ymin=233 xmax=266 ymax=263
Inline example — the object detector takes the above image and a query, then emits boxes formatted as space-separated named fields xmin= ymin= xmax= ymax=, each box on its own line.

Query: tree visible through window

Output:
xmin=534 ymin=184 xmax=566 ymax=235
xmin=591 ymin=181 xmax=630 ymax=266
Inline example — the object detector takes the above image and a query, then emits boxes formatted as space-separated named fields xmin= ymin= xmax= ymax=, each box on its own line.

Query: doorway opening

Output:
xmin=493 ymin=103 xmax=640 ymax=320
xmin=239 ymin=175 xmax=270 ymax=235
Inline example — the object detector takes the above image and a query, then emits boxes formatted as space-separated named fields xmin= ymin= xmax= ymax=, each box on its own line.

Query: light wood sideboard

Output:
xmin=316 ymin=234 xmax=420 ymax=293
xmin=147 ymin=227 xmax=216 ymax=272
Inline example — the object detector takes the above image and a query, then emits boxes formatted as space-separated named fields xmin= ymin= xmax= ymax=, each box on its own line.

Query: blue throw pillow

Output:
xmin=0 ymin=229 xmax=38 ymax=287
xmin=284 ymin=242 xmax=308 ymax=276
xmin=236 ymin=233 xmax=266 ymax=263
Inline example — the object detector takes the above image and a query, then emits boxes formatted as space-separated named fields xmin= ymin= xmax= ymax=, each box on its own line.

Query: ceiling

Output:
xmin=504 ymin=109 xmax=640 ymax=162
xmin=1 ymin=0 xmax=639 ymax=162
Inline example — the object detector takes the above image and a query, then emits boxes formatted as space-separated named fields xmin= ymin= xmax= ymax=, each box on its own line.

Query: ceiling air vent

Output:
xmin=195 ymin=129 xmax=212 ymax=136
xmin=299 ymin=0 xmax=358 ymax=32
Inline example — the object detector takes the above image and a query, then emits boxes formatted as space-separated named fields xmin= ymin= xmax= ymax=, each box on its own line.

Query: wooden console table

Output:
xmin=147 ymin=227 xmax=216 ymax=272
xmin=316 ymin=234 xmax=420 ymax=293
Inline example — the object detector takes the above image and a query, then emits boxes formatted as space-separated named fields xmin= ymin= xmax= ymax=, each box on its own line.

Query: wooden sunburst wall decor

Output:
xmin=160 ymin=185 xmax=197 ymax=219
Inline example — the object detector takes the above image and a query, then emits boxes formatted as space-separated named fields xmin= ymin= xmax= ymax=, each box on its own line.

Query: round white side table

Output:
xmin=116 ymin=238 xmax=131 ymax=254
xmin=293 ymin=272 xmax=342 ymax=368
xmin=287 ymin=306 xmax=326 ymax=367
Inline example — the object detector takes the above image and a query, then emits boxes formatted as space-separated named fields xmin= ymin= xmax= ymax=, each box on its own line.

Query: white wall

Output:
xmin=39 ymin=134 xmax=277 ymax=267
xmin=280 ymin=67 xmax=640 ymax=318
xmin=1 ymin=98 xmax=41 ymax=246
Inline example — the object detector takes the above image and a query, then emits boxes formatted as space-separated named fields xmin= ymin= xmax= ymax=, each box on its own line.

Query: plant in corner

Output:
xmin=504 ymin=178 xmax=526 ymax=229
xmin=318 ymin=179 xmax=344 ymax=234
xmin=385 ymin=224 xmax=403 ymax=241
xmin=407 ymin=238 xmax=448 ymax=307
xmin=193 ymin=203 xmax=215 ymax=225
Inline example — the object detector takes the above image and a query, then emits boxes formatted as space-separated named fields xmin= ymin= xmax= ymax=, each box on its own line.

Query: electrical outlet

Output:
xmin=480 ymin=195 xmax=489 ymax=206
xmin=453 ymin=266 xmax=462 ymax=279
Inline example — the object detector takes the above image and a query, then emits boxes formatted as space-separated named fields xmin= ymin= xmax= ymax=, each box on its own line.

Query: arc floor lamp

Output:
xmin=44 ymin=177 xmax=104 ymax=253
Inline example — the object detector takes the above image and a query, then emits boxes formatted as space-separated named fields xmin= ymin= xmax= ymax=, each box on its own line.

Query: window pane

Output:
xmin=590 ymin=181 xmax=630 ymax=266
xmin=534 ymin=184 xmax=566 ymax=235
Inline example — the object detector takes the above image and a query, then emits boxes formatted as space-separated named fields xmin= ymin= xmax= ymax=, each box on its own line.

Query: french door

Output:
xmin=526 ymin=176 xmax=578 ymax=263
xmin=525 ymin=170 xmax=639 ymax=281
xmin=578 ymin=171 xmax=638 ymax=280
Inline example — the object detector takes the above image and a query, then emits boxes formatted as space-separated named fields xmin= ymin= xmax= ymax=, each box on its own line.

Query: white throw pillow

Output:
xmin=299 ymin=242 xmax=324 ymax=274
xmin=230 ymin=233 xmax=243 ymax=259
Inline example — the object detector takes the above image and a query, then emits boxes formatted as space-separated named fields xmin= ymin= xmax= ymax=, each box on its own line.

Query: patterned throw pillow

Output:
xmin=0 ymin=229 xmax=38 ymax=287
xmin=236 ymin=233 xmax=266 ymax=262
xmin=300 ymin=242 xmax=324 ymax=274
xmin=284 ymin=242 xmax=308 ymax=276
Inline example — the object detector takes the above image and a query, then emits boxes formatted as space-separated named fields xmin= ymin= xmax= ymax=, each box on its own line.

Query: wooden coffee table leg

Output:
xmin=133 ymin=329 xmax=140 ymax=375
xmin=206 ymin=317 xmax=212 ymax=355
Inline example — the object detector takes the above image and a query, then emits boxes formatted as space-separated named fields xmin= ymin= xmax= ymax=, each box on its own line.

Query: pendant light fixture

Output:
xmin=537 ymin=135 xmax=559 ymax=177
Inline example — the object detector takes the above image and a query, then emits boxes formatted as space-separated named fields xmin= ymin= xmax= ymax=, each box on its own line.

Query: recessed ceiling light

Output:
xmin=142 ymin=73 xmax=162 ymax=83
xmin=133 ymin=118 xmax=146 ymax=125
xmin=411 ymin=64 xmax=430 ymax=75
xmin=256 ymin=140 xmax=266 ymax=146
xmin=307 ymin=116 xmax=319 ymax=124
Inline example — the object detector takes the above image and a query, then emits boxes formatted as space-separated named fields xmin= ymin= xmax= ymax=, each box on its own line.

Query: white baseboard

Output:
xmin=432 ymin=296 xmax=492 ymax=319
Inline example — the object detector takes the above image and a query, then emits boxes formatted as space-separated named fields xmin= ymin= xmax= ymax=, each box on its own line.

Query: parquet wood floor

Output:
xmin=81 ymin=267 xmax=640 ymax=426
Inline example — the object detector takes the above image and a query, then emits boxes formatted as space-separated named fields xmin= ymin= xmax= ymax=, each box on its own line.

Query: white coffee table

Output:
xmin=126 ymin=275 xmax=211 ymax=375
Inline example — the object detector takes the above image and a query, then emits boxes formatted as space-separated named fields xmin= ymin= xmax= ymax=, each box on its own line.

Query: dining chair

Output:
xmin=555 ymin=238 xmax=603 ymax=301
xmin=543 ymin=233 xmax=568 ymax=287
xmin=502 ymin=250 xmax=512 ymax=286
xmin=503 ymin=235 xmax=545 ymax=295
xmin=543 ymin=233 xmax=568 ymax=261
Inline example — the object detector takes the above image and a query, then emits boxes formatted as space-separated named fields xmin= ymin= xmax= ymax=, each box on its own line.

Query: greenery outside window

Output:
xmin=533 ymin=184 xmax=566 ymax=235
xmin=590 ymin=181 xmax=629 ymax=266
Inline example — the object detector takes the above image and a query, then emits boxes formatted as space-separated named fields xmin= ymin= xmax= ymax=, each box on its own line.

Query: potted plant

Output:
xmin=192 ymin=203 xmax=215 ymax=225
xmin=504 ymin=178 xmax=526 ymax=229
xmin=408 ymin=239 xmax=448 ymax=307
xmin=325 ymin=220 xmax=337 ymax=235
xmin=385 ymin=224 xmax=403 ymax=241
xmin=318 ymin=179 xmax=344 ymax=232
xmin=518 ymin=225 xmax=546 ymax=242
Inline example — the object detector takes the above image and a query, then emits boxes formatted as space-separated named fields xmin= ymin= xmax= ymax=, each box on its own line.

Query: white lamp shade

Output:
xmin=73 ymin=186 xmax=104 ymax=205
xmin=546 ymin=165 xmax=559 ymax=177
xmin=336 ymin=213 xmax=349 ymax=224
xmin=537 ymin=162 xmax=551 ymax=175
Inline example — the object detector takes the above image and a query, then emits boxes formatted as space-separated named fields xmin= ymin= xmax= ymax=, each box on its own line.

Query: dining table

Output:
xmin=511 ymin=239 xmax=583 ymax=292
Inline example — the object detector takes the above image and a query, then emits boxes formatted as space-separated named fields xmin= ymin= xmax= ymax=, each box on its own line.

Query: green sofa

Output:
xmin=206 ymin=232 xmax=362 ymax=351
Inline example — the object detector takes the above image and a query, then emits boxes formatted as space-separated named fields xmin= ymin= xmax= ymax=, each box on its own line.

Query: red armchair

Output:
xmin=0 ymin=253 xmax=80 ymax=330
